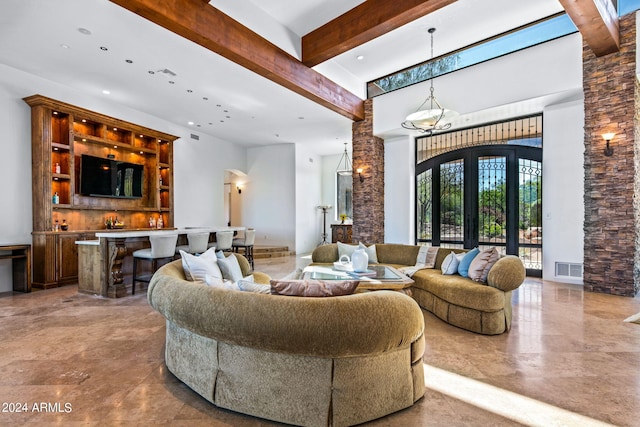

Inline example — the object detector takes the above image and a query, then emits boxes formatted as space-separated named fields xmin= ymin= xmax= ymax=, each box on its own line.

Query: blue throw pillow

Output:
xmin=457 ymin=248 xmax=480 ymax=278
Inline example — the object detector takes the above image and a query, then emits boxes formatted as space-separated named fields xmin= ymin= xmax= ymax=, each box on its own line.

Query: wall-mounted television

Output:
xmin=80 ymin=154 xmax=144 ymax=199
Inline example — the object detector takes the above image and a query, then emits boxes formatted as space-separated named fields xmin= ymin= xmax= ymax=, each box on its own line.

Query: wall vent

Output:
xmin=555 ymin=262 xmax=583 ymax=278
xmin=190 ymin=134 xmax=199 ymax=140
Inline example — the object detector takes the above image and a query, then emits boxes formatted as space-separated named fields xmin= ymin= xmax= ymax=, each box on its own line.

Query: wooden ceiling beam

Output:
xmin=109 ymin=0 xmax=364 ymax=121
xmin=559 ymin=0 xmax=619 ymax=56
xmin=302 ymin=0 xmax=457 ymax=67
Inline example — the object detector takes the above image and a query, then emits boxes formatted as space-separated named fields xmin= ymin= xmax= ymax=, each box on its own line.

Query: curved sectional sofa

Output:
xmin=147 ymin=255 xmax=426 ymax=427
xmin=312 ymin=244 xmax=526 ymax=335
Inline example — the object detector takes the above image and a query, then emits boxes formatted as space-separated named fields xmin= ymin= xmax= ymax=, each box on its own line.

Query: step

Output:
xmin=240 ymin=245 xmax=296 ymax=259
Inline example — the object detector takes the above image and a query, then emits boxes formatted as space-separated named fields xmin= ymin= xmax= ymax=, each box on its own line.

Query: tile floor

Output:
xmin=0 ymin=254 xmax=639 ymax=426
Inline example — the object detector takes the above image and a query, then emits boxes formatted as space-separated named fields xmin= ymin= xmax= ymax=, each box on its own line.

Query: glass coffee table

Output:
xmin=303 ymin=265 xmax=414 ymax=294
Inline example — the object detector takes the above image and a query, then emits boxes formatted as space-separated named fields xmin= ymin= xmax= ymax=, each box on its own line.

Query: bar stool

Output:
xmin=175 ymin=231 xmax=210 ymax=255
xmin=233 ymin=228 xmax=255 ymax=269
xmin=213 ymin=230 xmax=234 ymax=253
xmin=132 ymin=234 xmax=178 ymax=295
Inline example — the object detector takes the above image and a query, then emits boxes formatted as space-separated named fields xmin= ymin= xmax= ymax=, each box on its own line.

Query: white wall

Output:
xmin=295 ymin=145 xmax=322 ymax=254
xmin=543 ymin=100 xmax=585 ymax=284
xmin=384 ymin=135 xmax=415 ymax=243
xmin=0 ymin=63 xmax=245 ymax=292
xmin=173 ymin=133 xmax=246 ymax=228
xmin=374 ymin=33 xmax=583 ymax=137
xmin=244 ymin=144 xmax=296 ymax=249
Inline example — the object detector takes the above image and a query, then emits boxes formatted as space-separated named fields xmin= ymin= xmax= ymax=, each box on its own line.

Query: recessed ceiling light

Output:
xmin=188 ymin=121 xmax=194 ymax=125
xmin=60 ymin=44 xmax=70 ymax=49
xmin=102 ymin=90 xmax=110 ymax=95
xmin=356 ymin=55 xmax=364 ymax=60
xmin=53 ymin=111 xmax=58 ymax=115
xmin=78 ymin=28 xmax=92 ymax=35
xmin=125 ymin=59 xmax=133 ymax=64
xmin=186 ymin=89 xmax=193 ymax=93
xmin=99 ymin=46 xmax=108 ymax=51
xmin=82 ymin=119 xmax=86 ymax=122
xmin=148 ymin=70 xmax=155 ymax=74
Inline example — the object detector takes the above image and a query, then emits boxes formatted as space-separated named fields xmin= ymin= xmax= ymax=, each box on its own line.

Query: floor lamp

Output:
xmin=317 ymin=205 xmax=332 ymax=245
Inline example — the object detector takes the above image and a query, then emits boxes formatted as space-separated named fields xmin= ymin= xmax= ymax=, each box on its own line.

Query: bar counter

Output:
xmin=81 ymin=226 xmax=242 ymax=298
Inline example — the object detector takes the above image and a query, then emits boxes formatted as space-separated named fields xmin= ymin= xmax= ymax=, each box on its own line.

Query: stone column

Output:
xmin=583 ymin=13 xmax=639 ymax=296
xmin=352 ymin=99 xmax=385 ymax=244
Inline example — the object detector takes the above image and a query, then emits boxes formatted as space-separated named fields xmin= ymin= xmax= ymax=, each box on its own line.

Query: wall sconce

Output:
xmin=602 ymin=132 xmax=615 ymax=157
xmin=236 ymin=184 xmax=243 ymax=194
xmin=356 ymin=168 xmax=364 ymax=183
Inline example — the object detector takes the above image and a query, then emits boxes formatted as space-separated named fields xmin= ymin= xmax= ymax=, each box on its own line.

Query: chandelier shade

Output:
xmin=401 ymin=28 xmax=457 ymax=135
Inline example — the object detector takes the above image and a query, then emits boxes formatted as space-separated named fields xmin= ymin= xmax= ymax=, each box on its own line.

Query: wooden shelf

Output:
xmin=52 ymin=142 xmax=70 ymax=151
xmin=25 ymin=94 xmax=178 ymax=288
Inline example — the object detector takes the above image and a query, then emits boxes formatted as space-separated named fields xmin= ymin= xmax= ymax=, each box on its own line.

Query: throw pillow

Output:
xmin=358 ymin=242 xmax=379 ymax=264
xmin=337 ymin=241 xmax=378 ymax=264
xmin=337 ymin=241 xmax=357 ymax=259
xmin=216 ymin=253 xmax=244 ymax=282
xmin=205 ymin=275 xmax=240 ymax=290
xmin=467 ymin=247 xmax=500 ymax=283
xmin=458 ymin=247 xmax=480 ymax=278
xmin=237 ymin=279 xmax=270 ymax=294
xmin=270 ymin=279 xmax=359 ymax=297
xmin=441 ymin=251 xmax=460 ymax=275
xmin=180 ymin=248 xmax=223 ymax=283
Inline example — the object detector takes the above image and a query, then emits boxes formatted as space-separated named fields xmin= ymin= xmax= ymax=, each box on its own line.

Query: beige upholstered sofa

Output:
xmin=148 ymin=255 xmax=426 ymax=427
xmin=312 ymin=244 xmax=526 ymax=335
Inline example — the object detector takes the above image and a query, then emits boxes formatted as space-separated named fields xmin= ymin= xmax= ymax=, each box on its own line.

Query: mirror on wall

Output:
xmin=336 ymin=173 xmax=353 ymax=221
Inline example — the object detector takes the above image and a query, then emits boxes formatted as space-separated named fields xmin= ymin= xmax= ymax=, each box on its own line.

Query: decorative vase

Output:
xmin=351 ymin=247 xmax=369 ymax=273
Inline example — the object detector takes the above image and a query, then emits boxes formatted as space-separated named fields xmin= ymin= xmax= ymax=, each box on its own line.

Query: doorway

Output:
xmin=415 ymin=116 xmax=542 ymax=276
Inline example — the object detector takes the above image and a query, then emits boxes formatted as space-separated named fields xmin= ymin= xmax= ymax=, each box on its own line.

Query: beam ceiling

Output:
xmin=559 ymin=0 xmax=619 ymax=56
xmin=302 ymin=0 xmax=457 ymax=67
xmin=109 ymin=0 xmax=365 ymax=121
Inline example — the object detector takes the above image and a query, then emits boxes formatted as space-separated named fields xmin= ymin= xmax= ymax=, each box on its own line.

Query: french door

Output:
xmin=416 ymin=146 xmax=542 ymax=276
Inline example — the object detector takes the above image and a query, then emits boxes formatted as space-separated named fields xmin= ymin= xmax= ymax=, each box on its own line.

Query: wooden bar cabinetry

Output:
xmin=25 ymin=95 xmax=178 ymax=289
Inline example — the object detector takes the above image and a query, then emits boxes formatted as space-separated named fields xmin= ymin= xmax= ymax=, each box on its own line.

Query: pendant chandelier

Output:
xmin=336 ymin=142 xmax=352 ymax=176
xmin=401 ymin=28 xmax=457 ymax=135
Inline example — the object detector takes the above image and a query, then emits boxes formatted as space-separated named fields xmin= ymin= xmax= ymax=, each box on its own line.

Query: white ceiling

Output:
xmin=0 ymin=0 xmax=565 ymax=155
